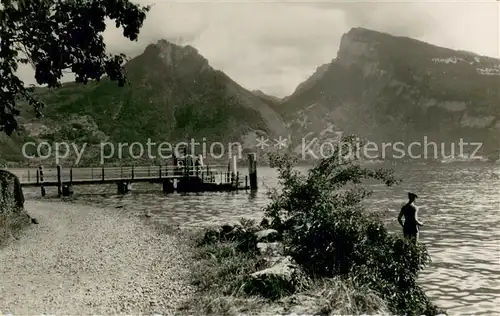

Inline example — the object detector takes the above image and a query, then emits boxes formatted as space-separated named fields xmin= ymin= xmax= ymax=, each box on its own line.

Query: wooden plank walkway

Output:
xmin=5 ymin=154 xmax=258 ymax=196
xmin=14 ymin=165 xmax=230 ymax=187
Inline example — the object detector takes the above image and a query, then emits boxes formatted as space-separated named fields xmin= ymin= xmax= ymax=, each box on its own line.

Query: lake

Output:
xmin=19 ymin=162 xmax=500 ymax=315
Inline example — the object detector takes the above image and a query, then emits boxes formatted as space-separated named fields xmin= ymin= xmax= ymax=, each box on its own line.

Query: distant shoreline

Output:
xmin=2 ymin=156 xmax=498 ymax=169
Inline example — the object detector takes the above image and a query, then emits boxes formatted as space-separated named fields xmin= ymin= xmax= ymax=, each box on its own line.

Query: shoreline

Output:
xmin=0 ymin=194 xmax=469 ymax=315
xmin=0 ymin=199 xmax=194 ymax=314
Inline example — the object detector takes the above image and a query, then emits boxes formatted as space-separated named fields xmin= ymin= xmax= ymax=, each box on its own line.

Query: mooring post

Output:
xmin=173 ymin=154 xmax=177 ymax=176
xmin=162 ymin=179 xmax=174 ymax=194
xmin=117 ymin=181 xmax=130 ymax=195
xmin=230 ymin=155 xmax=237 ymax=184
xmin=248 ymin=153 xmax=257 ymax=191
xmin=28 ymin=169 xmax=31 ymax=183
xmin=183 ymin=148 xmax=188 ymax=177
xmin=101 ymin=167 xmax=105 ymax=183
xmin=57 ymin=165 xmax=62 ymax=197
xmin=159 ymin=165 xmax=162 ymax=179
xmin=131 ymin=166 xmax=134 ymax=180
xmin=70 ymin=168 xmax=73 ymax=184
xmin=36 ymin=169 xmax=39 ymax=184
xmin=39 ymin=166 xmax=45 ymax=197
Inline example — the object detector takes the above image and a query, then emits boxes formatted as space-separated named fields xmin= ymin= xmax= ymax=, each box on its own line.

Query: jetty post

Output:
xmin=38 ymin=165 xmax=46 ymax=197
xmin=247 ymin=153 xmax=257 ymax=191
xmin=172 ymin=154 xmax=178 ymax=176
xmin=162 ymin=178 xmax=174 ymax=194
xmin=229 ymin=155 xmax=237 ymax=185
xmin=57 ymin=165 xmax=62 ymax=197
xmin=117 ymin=181 xmax=129 ymax=195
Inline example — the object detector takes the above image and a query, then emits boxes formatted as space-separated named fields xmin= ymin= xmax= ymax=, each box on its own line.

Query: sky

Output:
xmin=16 ymin=0 xmax=500 ymax=98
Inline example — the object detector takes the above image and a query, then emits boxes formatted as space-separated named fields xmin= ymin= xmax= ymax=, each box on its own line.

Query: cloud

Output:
xmin=15 ymin=0 xmax=500 ymax=98
xmin=295 ymin=1 xmax=433 ymax=36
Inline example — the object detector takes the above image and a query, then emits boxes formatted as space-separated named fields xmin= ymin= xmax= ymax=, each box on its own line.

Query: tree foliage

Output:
xmin=0 ymin=0 xmax=150 ymax=135
xmin=264 ymin=136 xmax=443 ymax=315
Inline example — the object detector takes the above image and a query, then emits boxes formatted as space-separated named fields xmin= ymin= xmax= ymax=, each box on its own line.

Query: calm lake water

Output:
xmin=19 ymin=162 xmax=500 ymax=315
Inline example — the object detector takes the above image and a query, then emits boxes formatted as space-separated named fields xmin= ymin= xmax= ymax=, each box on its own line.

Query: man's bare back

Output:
xmin=398 ymin=192 xmax=423 ymax=243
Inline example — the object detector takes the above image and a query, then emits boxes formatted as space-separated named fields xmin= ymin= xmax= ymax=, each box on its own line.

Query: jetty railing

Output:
xmin=14 ymin=165 xmax=235 ymax=183
xmin=10 ymin=153 xmax=258 ymax=196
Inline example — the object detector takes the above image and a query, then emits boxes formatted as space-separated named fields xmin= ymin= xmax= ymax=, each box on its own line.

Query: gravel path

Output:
xmin=0 ymin=200 xmax=194 ymax=314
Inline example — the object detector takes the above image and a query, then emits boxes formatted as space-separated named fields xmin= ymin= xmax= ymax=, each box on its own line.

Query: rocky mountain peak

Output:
xmin=336 ymin=27 xmax=383 ymax=66
xmin=279 ymin=27 xmax=500 ymax=160
xmin=143 ymin=39 xmax=210 ymax=72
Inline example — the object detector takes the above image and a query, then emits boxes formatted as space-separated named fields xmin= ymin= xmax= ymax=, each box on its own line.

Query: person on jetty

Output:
xmin=398 ymin=192 xmax=424 ymax=244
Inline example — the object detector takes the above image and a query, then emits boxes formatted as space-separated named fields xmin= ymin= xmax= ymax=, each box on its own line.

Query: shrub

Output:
xmin=264 ymin=135 xmax=443 ymax=315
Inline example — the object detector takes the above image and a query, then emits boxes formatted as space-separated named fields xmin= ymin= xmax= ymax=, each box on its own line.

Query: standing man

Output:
xmin=398 ymin=192 xmax=424 ymax=243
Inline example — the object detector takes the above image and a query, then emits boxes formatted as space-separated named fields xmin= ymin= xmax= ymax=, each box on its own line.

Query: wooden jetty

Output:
xmin=9 ymin=153 xmax=258 ymax=197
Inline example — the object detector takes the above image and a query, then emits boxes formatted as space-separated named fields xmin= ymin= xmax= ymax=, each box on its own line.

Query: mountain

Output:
xmin=252 ymin=90 xmax=282 ymax=104
xmin=3 ymin=28 xmax=499 ymax=166
xmin=286 ymin=63 xmax=330 ymax=101
xmin=3 ymin=40 xmax=288 ymax=165
xmin=280 ymin=27 xmax=500 ymax=161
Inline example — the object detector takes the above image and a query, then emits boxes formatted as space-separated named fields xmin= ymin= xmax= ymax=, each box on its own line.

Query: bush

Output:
xmin=187 ymin=221 xmax=390 ymax=315
xmin=263 ymin=135 xmax=444 ymax=315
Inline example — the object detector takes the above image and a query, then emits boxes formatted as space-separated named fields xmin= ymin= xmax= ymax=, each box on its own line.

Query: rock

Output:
xmin=245 ymin=256 xmax=307 ymax=299
xmin=31 ymin=218 xmax=39 ymax=224
xmin=0 ymin=169 xmax=32 ymax=243
xmin=200 ymin=224 xmax=259 ymax=252
xmin=255 ymin=229 xmax=279 ymax=242
xmin=257 ymin=242 xmax=283 ymax=256
xmin=199 ymin=228 xmax=220 ymax=245
xmin=220 ymin=224 xmax=234 ymax=236
xmin=231 ymin=227 xmax=258 ymax=253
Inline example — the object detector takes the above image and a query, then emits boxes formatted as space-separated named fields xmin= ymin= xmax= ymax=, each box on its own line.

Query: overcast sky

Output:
xmin=17 ymin=0 xmax=500 ymax=97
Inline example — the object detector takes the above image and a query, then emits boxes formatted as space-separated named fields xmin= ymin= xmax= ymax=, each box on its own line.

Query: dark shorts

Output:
xmin=403 ymin=226 xmax=418 ymax=237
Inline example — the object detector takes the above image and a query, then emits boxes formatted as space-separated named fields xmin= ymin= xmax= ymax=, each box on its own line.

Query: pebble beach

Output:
xmin=0 ymin=200 xmax=193 ymax=314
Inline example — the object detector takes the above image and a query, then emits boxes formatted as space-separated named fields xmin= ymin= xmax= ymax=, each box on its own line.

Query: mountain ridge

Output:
xmin=2 ymin=27 xmax=499 ymax=165
xmin=279 ymin=27 xmax=500 ymax=160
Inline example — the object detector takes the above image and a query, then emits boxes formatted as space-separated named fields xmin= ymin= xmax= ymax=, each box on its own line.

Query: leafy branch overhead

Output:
xmin=0 ymin=0 xmax=150 ymax=135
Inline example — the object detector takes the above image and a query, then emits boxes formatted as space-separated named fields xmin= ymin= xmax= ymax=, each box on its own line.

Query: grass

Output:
xmin=0 ymin=210 xmax=32 ymax=248
xmin=180 ymin=225 xmax=392 ymax=316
